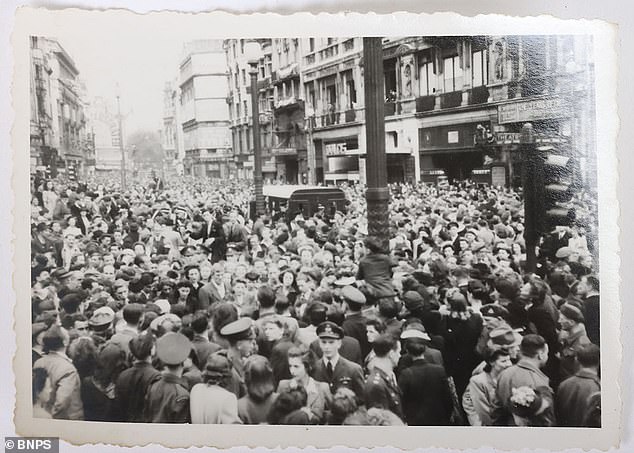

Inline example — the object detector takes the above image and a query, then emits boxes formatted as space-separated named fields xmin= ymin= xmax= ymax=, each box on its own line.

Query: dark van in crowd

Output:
xmin=250 ymin=185 xmax=347 ymax=221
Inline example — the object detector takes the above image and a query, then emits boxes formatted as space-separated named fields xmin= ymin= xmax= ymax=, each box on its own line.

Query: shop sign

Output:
xmin=325 ymin=142 xmax=348 ymax=156
xmin=498 ymin=97 xmax=571 ymax=124
xmin=495 ymin=132 xmax=521 ymax=144
xmin=494 ymin=132 xmax=568 ymax=145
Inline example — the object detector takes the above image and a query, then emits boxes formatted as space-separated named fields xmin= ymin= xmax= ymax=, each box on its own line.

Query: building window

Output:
xmin=243 ymin=100 xmax=248 ymax=118
xmin=472 ymin=50 xmax=488 ymax=87
xmin=241 ymin=69 xmax=246 ymax=86
xmin=240 ymin=39 xmax=244 ymax=55
xmin=443 ymin=55 xmax=463 ymax=92
xmin=384 ymin=58 xmax=397 ymax=100
xmin=387 ymin=131 xmax=398 ymax=148
xmin=306 ymin=84 xmax=316 ymax=110
xmin=327 ymin=38 xmax=335 ymax=46
xmin=345 ymin=72 xmax=357 ymax=109
xmin=309 ymin=38 xmax=315 ymax=52
xmin=418 ymin=51 xmax=436 ymax=96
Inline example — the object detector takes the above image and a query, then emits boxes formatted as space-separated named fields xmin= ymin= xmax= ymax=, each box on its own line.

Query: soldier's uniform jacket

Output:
xmin=144 ymin=373 xmax=190 ymax=423
xmin=363 ymin=366 xmax=404 ymax=421
xmin=313 ymin=355 xmax=365 ymax=401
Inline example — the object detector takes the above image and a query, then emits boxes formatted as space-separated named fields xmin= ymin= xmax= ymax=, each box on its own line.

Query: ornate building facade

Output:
xmin=30 ymin=36 xmax=94 ymax=178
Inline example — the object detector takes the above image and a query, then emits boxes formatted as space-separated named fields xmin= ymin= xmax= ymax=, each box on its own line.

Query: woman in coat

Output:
xmin=190 ymin=353 xmax=242 ymax=424
xmin=238 ymin=355 xmax=278 ymax=424
xmin=462 ymin=349 xmax=513 ymax=426
xmin=277 ymin=346 xmax=331 ymax=423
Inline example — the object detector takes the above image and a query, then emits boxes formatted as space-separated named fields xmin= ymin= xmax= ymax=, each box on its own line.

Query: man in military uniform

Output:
xmin=220 ymin=317 xmax=258 ymax=398
xmin=312 ymin=321 xmax=365 ymax=402
xmin=340 ymin=285 xmax=371 ymax=359
xmin=144 ymin=332 xmax=192 ymax=423
xmin=363 ymin=334 xmax=404 ymax=421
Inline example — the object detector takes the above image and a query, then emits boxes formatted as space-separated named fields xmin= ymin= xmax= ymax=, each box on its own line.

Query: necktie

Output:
xmin=326 ymin=361 xmax=334 ymax=381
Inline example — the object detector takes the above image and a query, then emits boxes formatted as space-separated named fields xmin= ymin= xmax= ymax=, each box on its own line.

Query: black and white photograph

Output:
xmin=7 ymin=7 xmax=622 ymax=452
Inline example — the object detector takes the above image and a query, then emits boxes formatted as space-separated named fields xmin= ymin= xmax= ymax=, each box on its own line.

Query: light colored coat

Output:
xmin=33 ymin=352 xmax=84 ymax=420
xmin=190 ymin=383 xmax=242 ymax=424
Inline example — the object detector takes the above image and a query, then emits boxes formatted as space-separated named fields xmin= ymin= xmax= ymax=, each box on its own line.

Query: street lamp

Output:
xmin=245 ymin=41 xmax=265 ymax=217
xmin=363 ymin=37 xmax=390 ymax=251
xmin=115 ymin=84 xmax=127 ymax=191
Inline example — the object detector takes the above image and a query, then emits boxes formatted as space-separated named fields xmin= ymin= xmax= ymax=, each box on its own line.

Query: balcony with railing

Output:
xmin=274 ymin=96 xmax=304 ymax=112
xmin=310 ymin=107 xmax=365 ymax=130
xmin=273 ymin=131 xmax=306 ymax=150
xmin=303 ymin=39 xmax=358 ymax=69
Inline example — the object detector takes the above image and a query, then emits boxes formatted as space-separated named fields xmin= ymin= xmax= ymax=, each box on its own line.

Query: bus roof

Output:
xmin=262 ymin=184 xmax=343 ymax=199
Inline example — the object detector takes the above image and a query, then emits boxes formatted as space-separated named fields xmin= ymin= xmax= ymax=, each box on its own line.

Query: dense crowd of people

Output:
xmin=30 ymin=172 xmax=601 ymax=426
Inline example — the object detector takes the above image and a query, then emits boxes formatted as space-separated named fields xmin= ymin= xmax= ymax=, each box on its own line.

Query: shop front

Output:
xmin=321 ymin=137 xmax=361 ymax=184
xmin=419 ymin=122 xmax=492 ymax=184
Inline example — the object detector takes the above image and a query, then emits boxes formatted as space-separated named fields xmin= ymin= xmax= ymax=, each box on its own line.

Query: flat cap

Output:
xmin=560 ymin=303 xmax=585 ymax=324
xmin=400 ymin=328 xmax=431 ymax=341
xmin=341 ymin=285 xmax=366 ymax=305
xmin=89 ymin=306 xmax=115 ymax=327
xmin=402 ymin=291 xmax=424 ymax=312
xmin=487 ymin=326 xmax=522 ymax=349
xmin=156 ymin=332 xmax=192 ymax=366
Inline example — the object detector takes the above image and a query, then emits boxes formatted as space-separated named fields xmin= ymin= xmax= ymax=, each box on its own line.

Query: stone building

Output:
xmin=179 ymin=40 xmax=233 ymax=178
xmin=303 ymin=35 xmax=595 ymax=187
xmin=30 ymin=36 xmax=94 ymax=178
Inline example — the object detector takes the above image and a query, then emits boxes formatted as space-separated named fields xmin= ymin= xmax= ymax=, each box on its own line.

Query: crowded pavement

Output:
xmin=29 ymin=173 xmax=601 ymax=426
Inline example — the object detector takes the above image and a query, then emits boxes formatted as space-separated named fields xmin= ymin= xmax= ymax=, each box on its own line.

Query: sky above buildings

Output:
xmin=49 ymin=22 xmax=227 ymax=134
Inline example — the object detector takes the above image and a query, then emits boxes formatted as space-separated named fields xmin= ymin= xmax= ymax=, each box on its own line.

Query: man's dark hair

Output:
xmin=122 ymin=303 xmax=144 ymax=325
xmin=372 ymin=334 xmax=397 ymax=358
xmin=577 ymin=343 xmax=600 ymax=368
xmin=42 ymin=325 xmax=66 ymax=353
xmin=308 ymin=303 xmax=328 ymax=327
xmin=405 ymin=338 xmax=427 ymax=357
xmin=129 ymin=333 xmax=154 ymax=361
xmin=378 ymin=298 xmax=399 ymax=319
xmin=584 ymin=275 xmax=600 ymax=292
xmin=520 ymin=334 xmax=547 ymax=359
xmin=257 ymin=286 xmax=276 ymax=309
xmin=364 ymin=236 xmax=384 ymax=254
xmin=346 ymin=300 xmax=364 ymax=313
xmin=191 ymin=311 xmax=210 ymax=334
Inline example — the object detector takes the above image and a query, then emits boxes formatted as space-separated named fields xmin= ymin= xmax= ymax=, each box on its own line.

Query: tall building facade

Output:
xmin=30 ymin=36 xmax=94 ymax=178
xmin=302 ymin=36 xmax=595 ymax=187
xmin=179 ymin=40 xmax=233 ymax=178
xmin=225 ymin=39 xmax=275 ymax=181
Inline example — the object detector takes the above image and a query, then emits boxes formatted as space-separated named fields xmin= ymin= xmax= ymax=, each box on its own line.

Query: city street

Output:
xmin=28 ymin=35 xmax=602 ymax=428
